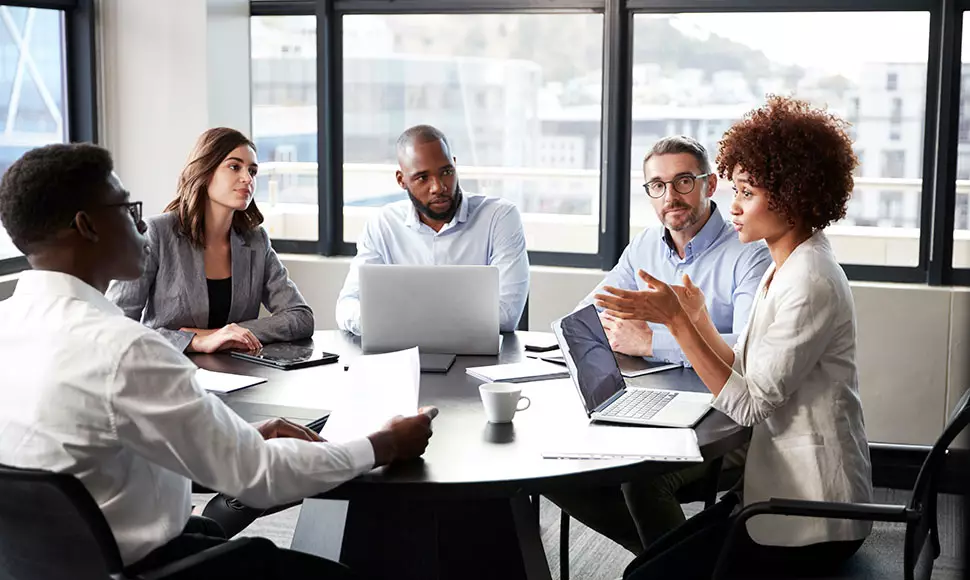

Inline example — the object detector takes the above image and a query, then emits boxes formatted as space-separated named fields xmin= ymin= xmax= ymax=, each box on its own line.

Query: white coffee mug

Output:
xmin=479 ymin=382 xmax=531 ymax=423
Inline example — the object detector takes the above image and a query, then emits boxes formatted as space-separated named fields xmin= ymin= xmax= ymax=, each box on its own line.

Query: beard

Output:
xmin=407 ymin=182 xmax=463 ymax=223
xmin=662 ymin=201 xmax=702 ymax=232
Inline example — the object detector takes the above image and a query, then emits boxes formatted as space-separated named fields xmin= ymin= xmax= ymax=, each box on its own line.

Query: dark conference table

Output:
xmin=193 ymin=330 xmax=749 ymax=580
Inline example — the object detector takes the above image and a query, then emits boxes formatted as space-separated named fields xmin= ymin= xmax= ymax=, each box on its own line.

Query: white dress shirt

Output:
xmin=713 ymin=232 xmax=873 ymax=547
xmin=336 ymin=194 xmax=531 ymax=335
xmin=0 ymin=271 xmax=375 ymax=565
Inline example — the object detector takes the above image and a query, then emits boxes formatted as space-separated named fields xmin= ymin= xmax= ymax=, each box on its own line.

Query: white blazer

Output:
xmin=713 ymin=232 xmax=873 ymax=547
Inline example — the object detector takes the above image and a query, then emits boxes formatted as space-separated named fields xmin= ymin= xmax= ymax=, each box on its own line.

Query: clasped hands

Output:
xmin=595 ymin=270 xmax=708 ymax=331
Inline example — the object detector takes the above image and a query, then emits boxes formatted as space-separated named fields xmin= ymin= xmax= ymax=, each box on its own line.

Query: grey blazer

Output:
xmin=106 ymin=212 xmax=314 ymax=351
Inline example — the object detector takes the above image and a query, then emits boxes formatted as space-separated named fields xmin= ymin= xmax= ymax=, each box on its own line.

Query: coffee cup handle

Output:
xmin=517 ymin=396 xmax=531 ymax=412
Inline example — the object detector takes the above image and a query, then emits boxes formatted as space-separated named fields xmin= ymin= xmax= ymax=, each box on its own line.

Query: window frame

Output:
xmin=252 ymin=0 xmax=970 ymax=287
xmin=0 ymin=0 xmax=98 ymax=276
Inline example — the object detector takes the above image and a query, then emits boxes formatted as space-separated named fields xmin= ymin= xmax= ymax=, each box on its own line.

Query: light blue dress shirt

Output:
xmin=578 ymin=203 xmax=771 ymax=366
xmin=336 ymin=194 xmax=530 ymax=335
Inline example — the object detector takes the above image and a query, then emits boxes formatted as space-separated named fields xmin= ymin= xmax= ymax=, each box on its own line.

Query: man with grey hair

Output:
xmin=547 ymin=135 xmax=770 ymax=555
xmin=336 ymin=124 xmax=530 ymax=334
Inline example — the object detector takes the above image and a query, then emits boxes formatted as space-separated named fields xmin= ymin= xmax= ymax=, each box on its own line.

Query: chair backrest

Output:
xmin=516 ymin=297 xmax=530 ymax=331
xmin=910 ymin=388 xmax=970 ymax=508
xmin=0 ymin=464 xmax=123 ymax=580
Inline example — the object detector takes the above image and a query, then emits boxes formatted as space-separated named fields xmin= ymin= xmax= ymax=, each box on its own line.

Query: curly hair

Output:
xmin=716 ymin=95 xmax=858 ymax=231
xmin=0 ymin=143 xmax=114 ymax=253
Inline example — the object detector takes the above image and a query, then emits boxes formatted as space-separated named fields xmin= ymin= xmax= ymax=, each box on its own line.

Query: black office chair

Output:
xmin=517 ymin=297 xmax=530 ymax=331
xmin=0 ymin=464 xmax=272 ymax=580
xmin=557 ymin=457 xmax=743 ymax=580
xmin=708 ymin=387 xmax=970 ymax=580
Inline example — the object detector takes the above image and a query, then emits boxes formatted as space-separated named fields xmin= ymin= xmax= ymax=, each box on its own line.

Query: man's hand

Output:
xmin=256 ymin=417 xmax=324 ymax=442
xmin=368 ymin=406 xmax=437 ymax=467
xmin=185 ymin=323 xmax=262 ymax=353
xmin=600 ymin=311 xmax=653 ymax=357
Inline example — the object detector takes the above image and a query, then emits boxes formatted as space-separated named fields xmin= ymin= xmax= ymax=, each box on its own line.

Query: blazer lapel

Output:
xmin=178 ymin=235 xmax=209 ymax=329
xmin=228 ymin=230 xmax=254 ymax=323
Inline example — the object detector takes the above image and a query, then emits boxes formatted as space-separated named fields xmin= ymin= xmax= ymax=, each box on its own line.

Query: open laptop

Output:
xmin=551 ymin=305 xmax=712 ymax=428
xmin=359 ymin=264 xmax=501 ymax=355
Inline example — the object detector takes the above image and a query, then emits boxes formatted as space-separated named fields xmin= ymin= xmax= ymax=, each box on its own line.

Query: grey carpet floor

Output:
xmin=193 ymin=488 xmax=964 ymax=579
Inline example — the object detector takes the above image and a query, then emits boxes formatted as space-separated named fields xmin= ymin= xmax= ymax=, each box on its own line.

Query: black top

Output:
xmin=206 ymin=277 xmax=232 ymax=329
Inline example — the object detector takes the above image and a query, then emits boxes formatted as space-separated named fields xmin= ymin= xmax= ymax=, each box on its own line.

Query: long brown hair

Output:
xmin=165 ymin=127 xmax=264 ymax=247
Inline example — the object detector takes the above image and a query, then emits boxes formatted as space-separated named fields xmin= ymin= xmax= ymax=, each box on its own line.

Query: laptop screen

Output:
xmin=555 ymin=305 xmax=626 ymax=413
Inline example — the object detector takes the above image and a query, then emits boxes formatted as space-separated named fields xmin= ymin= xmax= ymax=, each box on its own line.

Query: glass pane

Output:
xmin=341 ymin=14 xmax=604 ymax=253
xmin=629 ymin=12 xmax=929 ymax=267
xmin=0 ymin=7 xmax=68 ymax=262
xmin=955 ymin=15 xmax=970 ymax=269
xmin=250 ymin=15 xmax=318 ymax=242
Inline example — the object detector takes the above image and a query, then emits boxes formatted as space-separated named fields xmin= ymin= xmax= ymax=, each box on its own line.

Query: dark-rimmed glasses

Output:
xmin=70 ymin=201 xmax=142 ymax=228
xmin=643 ymin=173 xmax=711 ymax=199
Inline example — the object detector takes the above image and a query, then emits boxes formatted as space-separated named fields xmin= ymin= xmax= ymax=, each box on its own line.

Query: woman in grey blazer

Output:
xmin=107 ymin=127 xmax=313 ymax=353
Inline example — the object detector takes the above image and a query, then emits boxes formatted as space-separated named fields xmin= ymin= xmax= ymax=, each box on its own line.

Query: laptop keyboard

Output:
xmin=602 ymin=389 xmax=678 ymax=420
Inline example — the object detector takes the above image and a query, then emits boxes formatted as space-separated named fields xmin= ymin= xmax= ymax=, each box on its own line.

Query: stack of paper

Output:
xmin=542 ymin=426 xmax=703 ymax=461
xmin=466 ymin=359 xmax=569 ymax=383
xmin=194 ymin=368 xmax=267 ymax=394
xmin=320 ymin=347 xmax=420 ymax=443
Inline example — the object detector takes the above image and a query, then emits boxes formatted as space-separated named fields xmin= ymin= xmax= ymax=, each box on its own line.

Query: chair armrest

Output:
xmin=759 ymin=498 xmax=912 ymax=523
xmin=711 ymin=499 xmax=915 ymax=580
xmin=135 ymin=537 xmax=276 ymax=580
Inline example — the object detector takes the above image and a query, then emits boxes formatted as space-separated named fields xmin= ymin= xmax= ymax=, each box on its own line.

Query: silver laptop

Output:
xmin=359 ymin=264 xmax=501 ymax=355
xmin=551 ymin=305 xmax=712 ymax=428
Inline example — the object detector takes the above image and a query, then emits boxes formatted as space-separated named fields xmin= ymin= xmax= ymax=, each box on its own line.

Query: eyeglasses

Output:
xmin=70 ymin=201 xmax=143 ymax=228
xmin=643 ymin=173 xmax=711 ymax=199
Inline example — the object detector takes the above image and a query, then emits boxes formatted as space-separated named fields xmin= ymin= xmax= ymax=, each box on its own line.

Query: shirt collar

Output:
xmin=405 ymin=194 xmax=468 ymax=232
xmin=661 ymin=201 xmax=725 ymax=259
xmin=13 ymin=270 xmax=123 ymax=317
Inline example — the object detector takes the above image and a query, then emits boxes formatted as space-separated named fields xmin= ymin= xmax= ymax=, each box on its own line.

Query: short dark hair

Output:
xmin=716 ymin=95 xmax=858 ymax=231
xmin=396 ymin=124 xmax=451 ymax=157
xmin=0 ymin=143 xmax=114 ymax=252
xmin=643 ymin=136 xmax=711 ymax=175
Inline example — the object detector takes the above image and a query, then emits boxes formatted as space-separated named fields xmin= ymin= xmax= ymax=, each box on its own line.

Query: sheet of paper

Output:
xmin=465 ymin=360 xmax=569 ymax=383
xmin=194 ymin=368 xmax=267 ymax=394
xmin=320 ymin=347 xmax=420 ymax=443
xmin=542 ymin=426 xmax=703 ymax=462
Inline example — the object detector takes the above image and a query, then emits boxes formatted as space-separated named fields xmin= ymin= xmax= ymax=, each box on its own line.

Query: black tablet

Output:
xmin=230 ymin=339 xmax=339 ymax=371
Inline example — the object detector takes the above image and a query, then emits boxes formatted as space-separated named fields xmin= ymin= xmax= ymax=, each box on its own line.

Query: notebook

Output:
xmin=465 ymin=359 xmax=570 ymax=383
xmin=194 ymin=368 xmax=267 ymax=394
xmin=542 ymin=425 xmax=703 ymax=461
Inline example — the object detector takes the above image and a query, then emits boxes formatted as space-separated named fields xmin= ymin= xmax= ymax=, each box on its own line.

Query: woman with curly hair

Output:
xmin=598 ymin=95 xmax=872 ymax=579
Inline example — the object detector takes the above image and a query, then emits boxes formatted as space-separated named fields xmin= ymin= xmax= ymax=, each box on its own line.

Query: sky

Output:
xmin=651 ymin=12 xmax=944 ymax=78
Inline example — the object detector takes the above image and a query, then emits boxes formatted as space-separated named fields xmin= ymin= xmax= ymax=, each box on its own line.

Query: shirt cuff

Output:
xmin=342 ymin=437 xmax=376 ymax=472
xmin=649 ymin=331 xmax=686 ymax=365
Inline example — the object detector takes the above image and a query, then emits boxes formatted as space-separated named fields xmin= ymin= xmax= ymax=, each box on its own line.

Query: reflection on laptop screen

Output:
xmin=558 ymin=305 xmax=627 ymax=413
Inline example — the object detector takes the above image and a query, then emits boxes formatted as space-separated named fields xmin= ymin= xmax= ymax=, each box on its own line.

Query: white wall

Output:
xmin=97 ymin=0 xmax=251 ymax=215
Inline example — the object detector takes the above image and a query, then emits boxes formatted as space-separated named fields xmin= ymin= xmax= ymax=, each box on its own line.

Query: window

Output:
xmin=628 ymin=12 xmax=928 ymax=268
xmin=250 ymin=15 xmax=318 ymax=242
xmin=341 ymin=14 xmax=604 ymax=254
xmin=0 ymin=6 xmax=69 ymax=262
xmin=887 ymin=71 xmax=898 ymax=91
xmin=956 ymin=16 xmax=970 ymax=269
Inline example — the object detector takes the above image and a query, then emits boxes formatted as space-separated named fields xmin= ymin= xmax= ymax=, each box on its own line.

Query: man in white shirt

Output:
xmin=0 ymin=143 xmax=436 ymax=576
xmin=335 ymin=124 xmax=530 ymax=334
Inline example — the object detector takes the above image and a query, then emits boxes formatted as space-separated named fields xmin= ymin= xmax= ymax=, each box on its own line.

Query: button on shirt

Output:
xmin=336 ymin=194 xmax=530 ymax=335
xmin=578 ymin=203 xmax=770 ymax=365
xmin=0 ymin=271 xmax=375 ymax=565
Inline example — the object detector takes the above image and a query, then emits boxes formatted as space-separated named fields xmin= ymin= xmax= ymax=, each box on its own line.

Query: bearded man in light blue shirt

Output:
xmin=548 ymin=136 xmax=770 ymax=556
xmin=578 ymin=135 xmax=769 ymax=366
xmin=336 ymin=125 xmax=530 ymax=335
